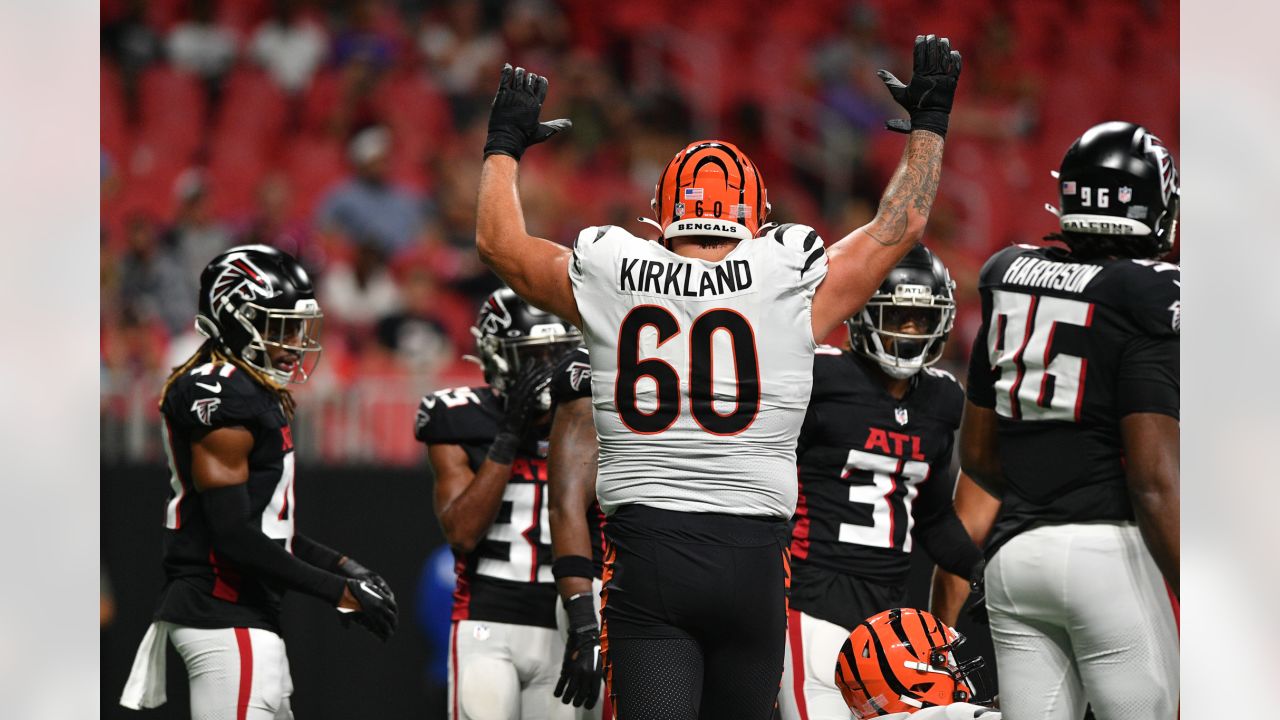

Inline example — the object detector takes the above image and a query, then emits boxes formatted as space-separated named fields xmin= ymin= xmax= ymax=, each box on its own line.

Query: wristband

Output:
xmin=487 ymin=432 xmax=520 ymax=465
xmin=563 ymin=593 xmax=597 ymax=632
xmin=910 ymin=110 xmax=950 ymax=139
xmin=552 ymin=555 xmax=596 ymax=581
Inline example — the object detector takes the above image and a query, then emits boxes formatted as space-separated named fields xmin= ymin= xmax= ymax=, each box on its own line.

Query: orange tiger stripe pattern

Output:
xmin=650 ymin=139 xmax=769 ymax=243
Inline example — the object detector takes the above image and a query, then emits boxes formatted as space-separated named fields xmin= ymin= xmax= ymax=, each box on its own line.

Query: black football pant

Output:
xmin=601 ymin=504 xmax=790 ymax=720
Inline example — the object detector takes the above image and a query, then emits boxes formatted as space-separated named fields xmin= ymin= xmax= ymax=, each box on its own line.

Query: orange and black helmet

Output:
xmin=834 ymin=608 xmax=985 ymax=718
xmin=650 ymin=140 xmax=770 ymax=242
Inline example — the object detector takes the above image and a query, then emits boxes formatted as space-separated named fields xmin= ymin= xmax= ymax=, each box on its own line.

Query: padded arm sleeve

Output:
xmin=202 ymin=485 xmax=348 ymax=605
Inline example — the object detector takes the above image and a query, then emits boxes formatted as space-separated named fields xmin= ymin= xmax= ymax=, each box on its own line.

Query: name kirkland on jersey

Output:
xmin=619 ymin=257 xmax=754 ymax=297
xmin=1000 ymin=254 xmax=1103 ymax=293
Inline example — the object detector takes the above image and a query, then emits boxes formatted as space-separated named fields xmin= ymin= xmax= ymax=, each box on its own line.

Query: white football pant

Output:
xmin=449 ymin=619 xmax=574 ymax=720
xmin=170 ymin=625 xmax=294 ymax=720
xmin=779 ymin=608 xmax=853 ymax=720
xmin=986 ymin=521 xmax=1178 ymax=720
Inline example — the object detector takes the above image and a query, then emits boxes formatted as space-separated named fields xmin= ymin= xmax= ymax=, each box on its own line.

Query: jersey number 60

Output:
xmin=616 ymin=305 xmax=761 ymax=436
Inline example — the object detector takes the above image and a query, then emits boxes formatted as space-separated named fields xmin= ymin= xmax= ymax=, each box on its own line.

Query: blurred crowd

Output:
xmin=100 ymin=0 xmax=1178 ymax=462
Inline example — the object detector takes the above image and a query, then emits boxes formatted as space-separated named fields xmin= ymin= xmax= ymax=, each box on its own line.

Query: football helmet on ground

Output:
xmin=195 ymin=245 xmax=322 ymax=385
xmin=848 ymin=244 xmax=955 ymax=379
xmin=835 ymin=608 xmax=984 ymax=718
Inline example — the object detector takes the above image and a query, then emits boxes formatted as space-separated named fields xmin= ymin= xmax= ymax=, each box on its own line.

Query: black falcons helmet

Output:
xmin=1051 ymin=120 xmax=1179 ymax=258
xmin=195 ymin=244 xmax=323 ymax=385
xmin=467 ymin=287 xmax=581 ymax=399
xmin=848 ymin=244 xmax=955 ymax=379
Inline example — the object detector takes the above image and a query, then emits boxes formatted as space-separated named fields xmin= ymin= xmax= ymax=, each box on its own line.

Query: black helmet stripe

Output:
xmin=672 ymin=142 xmax=748 ymax=223
xmin=863 ymin=619 xmax=920 ymax=700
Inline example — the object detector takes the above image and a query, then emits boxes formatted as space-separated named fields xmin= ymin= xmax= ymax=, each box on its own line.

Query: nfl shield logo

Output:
xmin=895 ymin=407 xmax=909 ymax=426
xmin=1118 ymin=186 xmax=1133 ymax=203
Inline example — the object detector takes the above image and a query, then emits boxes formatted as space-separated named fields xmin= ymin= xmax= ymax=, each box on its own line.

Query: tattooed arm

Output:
xmin=810 ymin=130 xmax=945 ymax=340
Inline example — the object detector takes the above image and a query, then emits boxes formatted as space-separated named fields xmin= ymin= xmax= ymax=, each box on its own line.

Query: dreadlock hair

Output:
xmin=1043 ymin=231 xmax=1156 ymax=262
xmin=158 ymin=339 xmax=297 ymax=420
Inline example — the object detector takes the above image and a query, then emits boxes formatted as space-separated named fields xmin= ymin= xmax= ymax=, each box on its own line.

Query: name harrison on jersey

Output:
xmin=619 ymin=257 xmax=754 ymax=298
xmin=1001 ymin=255 xmax=1104 ymax=293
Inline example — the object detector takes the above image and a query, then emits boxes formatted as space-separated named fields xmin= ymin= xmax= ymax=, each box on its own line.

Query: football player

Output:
xmin=834 ymin=608 xmax=998 ymax=719
xmin=546 ymin=344 xmax=612 ymax=719
xmin=780 ymin=246 xmax=985 ymax=720
xmin=961 ymin=121 xmax=1180 ymax=719
xmin=474 ymin=34 xmax=962 ymax=719
xmin=415 ymin=287 xmax=583 ymax=720
xmin=120 ymin=245 xmax=398 ymax=719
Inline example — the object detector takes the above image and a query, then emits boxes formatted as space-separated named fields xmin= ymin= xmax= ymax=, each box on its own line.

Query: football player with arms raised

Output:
xmin=962 ymin=121 xmax=1180 ymax=719
xmin=120 ymin=245 xmax=397 ymax=719
xmin=779 ymin=247 xmax=984 ymax=720
xmin=415 ymin=287 xmax=583 ymax=720
xmin=474 ymin=34 xmax=962 ymax=719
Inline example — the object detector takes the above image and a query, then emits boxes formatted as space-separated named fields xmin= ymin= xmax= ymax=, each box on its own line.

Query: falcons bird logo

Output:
xmin=210 ymin=255 xmax=277 ymax=308
xmin=568 ymin=361 xmax=592 ymax=392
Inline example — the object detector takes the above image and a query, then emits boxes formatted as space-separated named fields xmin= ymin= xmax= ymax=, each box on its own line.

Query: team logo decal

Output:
xmin=477 ymin=295 xmax=513 ymax=336
xmin=414 ymin=403 xmax=431 ymax=433
xmin=191 ymin=398 xmax=221 ymax=426
xmin=568 ymin=361 xmax=592 ymax=391
xmin=1118 ymin=186 xmax=1133 ymax=203
xmin=1143 ymin=133 xmax=1177 ymax=206
xmin=1169 ymin=300 xmax=1180 ymax=333
xmin=210 ymin=254 xmax=276 ymax=308
xmin=895 ymin=407 xmax=909 ymax=426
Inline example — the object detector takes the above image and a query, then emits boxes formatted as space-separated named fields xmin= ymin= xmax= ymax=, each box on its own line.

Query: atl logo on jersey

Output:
xmin=865 ymin=427 xmax=925 ymax=461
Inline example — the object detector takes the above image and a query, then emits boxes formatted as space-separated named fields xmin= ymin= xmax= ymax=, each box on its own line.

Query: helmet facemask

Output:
xmin=199 ymin=297 xmax=324 ymax=386
xmin=849 ymin=284 xmax=955 ymax=379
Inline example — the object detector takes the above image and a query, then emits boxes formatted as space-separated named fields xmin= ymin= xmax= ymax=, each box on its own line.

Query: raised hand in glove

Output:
xmin=488 ymin=360 xmax=556 ymax=464
xmin=554 ymin=594 xmax=603 ymax=709
xmin=878 ymin=34 xmax=962 ymax=138
xmin=484 ymin=64 xmax=572 ymax=161
xmin=340 ymin=577 xmax=399 ymax=642
xmin=338 ymin=556 xmax=394 ymax=603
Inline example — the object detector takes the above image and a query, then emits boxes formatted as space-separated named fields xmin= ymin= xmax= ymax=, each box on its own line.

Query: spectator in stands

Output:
xmin=163 ymin=169 xmax=233 ymax=288
xmin=418 ymin=0 xmax=505 ymax=120
xmin=166 ymin=0 xmax=237 ymax=83
xmin=332 ymin=0 xmax=398 ymax=71
xmin=318 ymin=241 xmax=403 ymax=330
xmin=118 ymin=214 xmax=195 ymax=336
xmin=238 ymin=173 xmax=315 ymax=266
xmin=101 ymin=0 xmax=162 ymax=115
xmin=249 ymin=0 xmax=329 ymax=94
xmin=374 ymin=264 xmax=457 ymax=372
xmin=316 ymin=126 xmax=430 ymax=255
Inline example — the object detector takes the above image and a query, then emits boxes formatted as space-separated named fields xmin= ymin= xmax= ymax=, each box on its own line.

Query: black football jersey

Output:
xmin=156 ymin=361 xmax=298 ymax=632
xmin=967 ymin=245 xmax=1180 ymax=556
xmin=791 ymin=347 xmax=964 ymax=625
xmin=415 ymin=385 xmax=558 ymax=628
xmin=549 ymin=346 xmax=606 ymax=575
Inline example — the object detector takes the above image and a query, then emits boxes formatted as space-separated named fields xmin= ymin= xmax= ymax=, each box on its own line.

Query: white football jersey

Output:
xmin=879 ymin=704 xmax=1001 ymax=720
xmin=569 ymin=223 xmax=828 ymax=518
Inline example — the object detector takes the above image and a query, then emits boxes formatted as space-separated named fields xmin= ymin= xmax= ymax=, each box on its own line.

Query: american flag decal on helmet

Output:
xmin=210 ymin=256 xmax=276 ymax=307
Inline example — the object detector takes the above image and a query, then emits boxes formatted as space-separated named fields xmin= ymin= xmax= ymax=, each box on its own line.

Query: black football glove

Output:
xmin=338 ymin=556 xmax=394 ymax=603
xmin=484 ymin=63 xmax=572 ymax=161
xmin=344 ymin=577 xmax=399 ymax=642
xmin=488 ymin=360 xmax=556 ymax=464
xmin=878 ymin=34 xmax=962 ymax=138
xmin=554 ymin=594 xmax=603 ymax=709
xmin=965 ymin=557 xmax=989 ymax=625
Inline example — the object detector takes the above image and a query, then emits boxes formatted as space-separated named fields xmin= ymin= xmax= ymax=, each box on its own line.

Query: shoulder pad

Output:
xmin=978 ymin=245 xmax=1029 ymax=287
xmin=1112 ymin=259 xmax=1180 ymax=336
xmin=768 ymin=223 xmax=827 ymax=278
xmin=921 ymin=366 xmax=965 ymax=425
xmin=551 ymin=346 xmax=592 ymax=404
xmin=165 ymin=362 xmax=275 ymax=429
xmin=414 ymin=386 xmax=494 ymax=444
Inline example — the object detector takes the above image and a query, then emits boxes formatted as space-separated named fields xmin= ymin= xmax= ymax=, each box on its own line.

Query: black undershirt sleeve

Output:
xmin=292 ymin=534 xmax=345 ymax=574
xmin=202 ymin=484 xmax=348 ymax=605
